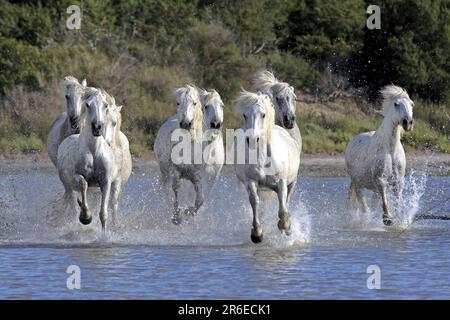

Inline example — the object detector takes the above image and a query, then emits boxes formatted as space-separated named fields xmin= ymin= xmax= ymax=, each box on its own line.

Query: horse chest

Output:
xmin=76 ymin=152 xmax=112 ymax=183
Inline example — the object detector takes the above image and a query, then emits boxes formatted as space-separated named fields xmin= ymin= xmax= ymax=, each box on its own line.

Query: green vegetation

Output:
xmin=0 ymin=0 xmax=448 ymax=158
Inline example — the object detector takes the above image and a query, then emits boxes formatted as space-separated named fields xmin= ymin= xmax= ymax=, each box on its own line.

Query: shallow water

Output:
xmin=0 ymin=165 xmax=449 ymax=299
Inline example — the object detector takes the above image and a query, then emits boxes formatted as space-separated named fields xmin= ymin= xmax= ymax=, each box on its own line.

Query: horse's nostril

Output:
xmin=402 ymin=119 xmax=408 ymax=126
xmin=409 ymin=119 xmax=414 ymax=125
xmin=290 ymin=115 xmax=295 ymax=121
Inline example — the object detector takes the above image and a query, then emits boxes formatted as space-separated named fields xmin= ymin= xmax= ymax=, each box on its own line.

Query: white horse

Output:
xmin=253 ymin=70 xmax=302 ymax=153
xmin=102 ymin=92 xmax=133 ymax=221
xmin=154 ymin=85 xmax=224 ymax=224
xmin=345 ymin=85 xmax=414 ymax=225
xmin=47 ymin=76 xmax=87 ymax=167
xmin=234 ymin=90 xmax=300 ymax=243
xmin=57 ymin=88 xmax=130 ymax=230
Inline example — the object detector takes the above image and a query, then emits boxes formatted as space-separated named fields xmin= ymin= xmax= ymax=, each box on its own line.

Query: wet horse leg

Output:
xmin=171 ymin=172 xmax=182 ymax=225
xmin=99 ymin=179 xmax=112 ymax=231
xmin=277 ymin=180 xmax=291 ymax=235
xmin=76 ymin=175 xmax=92 ymax=225
xmin=346 ymin=181 xmax=357 ymax=211
xmin=248 ymin=181 xmax=263 ymax=243
xmin=378 ymin=183 xmax=392 ymax=226
xmin=185 ymin=174 xmax=204 ymax=216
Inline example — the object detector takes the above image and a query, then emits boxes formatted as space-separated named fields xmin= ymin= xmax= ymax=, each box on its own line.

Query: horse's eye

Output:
xmin=86 ymin=103 xmax=90 ymax=109
xmin=65 ymin=95 xmax=70 ymax=100
xmin=112 ymin=121 xmax=117 ymax=126
xmin=262 ymin=113 xmax=266 ymax=118
xmin=243 ymin=114 xmax=247 ymax=120
xmin=177 ymin=102 xmax=180 ymax=106
xmin=394 ymin=102 xmax=399 ymax=107
xmin=205 ymin=105 xmax=209 ymax=110
xmin=193 ymin=102 xmax=197 ymax=106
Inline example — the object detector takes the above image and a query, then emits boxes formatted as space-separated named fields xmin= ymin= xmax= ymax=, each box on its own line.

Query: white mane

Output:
xmin=380 ymin=85 xmax=412 ymax=115
xmin=253 ymin=70 xmax=296 ymax=98
xmin=60 ymin=75 xmax=85 ymax=95
xmin=198 ymin=88 xmax=223 ymax=107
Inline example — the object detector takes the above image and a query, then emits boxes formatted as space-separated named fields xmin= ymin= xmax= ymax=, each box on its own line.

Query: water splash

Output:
xmin=396 ymin=168 xmax=427 ymax=227
xmin=0 ymin=171 xmax=310 ymax=247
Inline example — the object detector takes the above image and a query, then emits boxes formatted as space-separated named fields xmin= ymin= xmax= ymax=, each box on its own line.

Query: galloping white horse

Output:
xmin=154 ymin=85 xmax=224 ymax=224
xmin=234 ymin=90 xmax=300 ymax=243
xmin=345 ymin=85 xmax=414 ymax=225
xmin=47 ymin=76 xmax=87 ymax=167
xmin=253 ymin=70 xmax=302 ymax=153
xmin=57 ymin=88 xmax=130 ymax=230
xmin=102 ymin=92 xmax=133 ymax=223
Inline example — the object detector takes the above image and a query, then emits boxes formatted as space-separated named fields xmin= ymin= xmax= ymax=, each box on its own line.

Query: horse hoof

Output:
xmin=251 ymin=228 xmax=263 ymax=243
xmin=172 ymin=214 xmax=182 ymax=225
xmin=251 ymin=233 xmax=263 ymax=243
xmin=383 ymin=216 xmax=393 ymax=226
xmin=278 ymin=219 xmax=291 ymax=232
xmin=184 ymin=207 xmax=197 ymax=216
xmin=79 ymin=215 xmax=92 ymax=225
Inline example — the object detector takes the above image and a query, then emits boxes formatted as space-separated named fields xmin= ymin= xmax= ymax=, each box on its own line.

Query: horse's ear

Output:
xmin=81 ymin=79 xmax=87 ymax=87
xmin=116 ymin=105 xmax=123 ymax=113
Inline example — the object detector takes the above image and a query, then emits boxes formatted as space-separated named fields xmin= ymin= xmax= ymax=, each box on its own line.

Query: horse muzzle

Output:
xmin=70 ymin=116 xmax=80 ymax=131
xmin=179 ymin=121 xmax=192 ymax=130
xmin=246 ymin=136 xmax=260 ymax=150
xmin=402 ymin=118 xmax=414 ymax=131
xmin=210 ymin=121 xmax=222 ymax=130
xmin=283 ymin=115 xmax=296 ymax=129
xmin=91 ymin=123 xmax=103 ymax=137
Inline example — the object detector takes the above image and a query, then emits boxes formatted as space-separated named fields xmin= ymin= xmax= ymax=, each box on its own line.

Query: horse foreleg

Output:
xmin=76 ymin=175 xmax=92 ymax=225
xmin=346 ymin=181 xmax=357 ymax=211
xmin=248 ymin=181 xmax=263 ymax=243
xmin=286 ymin=180 xmax=296 ymax=206
xmin=277 ymin=180 xmax=291 ymax=235
xmin=185 ymin=175 xmax=204 ymax=216
xmin=171 ymin=174 xmax=182 ymax=225
xmin=392 ymin=179 xmax=404 ymax=217
xmin=109 ymin=180 xmax=121 ymax=228
xmin=355 ymin=187 xmax=369 ymax=213
xmin=379 ymin=185 xmax=392 ymax=226
xmin=99 ymin=180 xmax=112 ymax=231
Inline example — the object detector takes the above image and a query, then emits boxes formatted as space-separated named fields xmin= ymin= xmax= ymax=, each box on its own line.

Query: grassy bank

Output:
xmin=0 ymin=84 xmax=448 ymax=159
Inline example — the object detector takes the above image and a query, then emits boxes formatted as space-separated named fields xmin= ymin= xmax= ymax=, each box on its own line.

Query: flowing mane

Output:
xmin=253 ymin=70 xmax=296 ymax=99
xmin=172 ymin=85 xmax=203 ymax=142
xmin=111 ymin=107 xmax=123 ymax=148
xmin=235 ymin=90 xmax=275 ymax=144
xmin=60 ymin=75 xmax=85 ymax=96
xmin=198 ymin=88 xmax=223 ymax=107
xmin=380 ymin=85 xmax=412 ymax=115
xmin=100 ymin=89 xmax=122 ymax=148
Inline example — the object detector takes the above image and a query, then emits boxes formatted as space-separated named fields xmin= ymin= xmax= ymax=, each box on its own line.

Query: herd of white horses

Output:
xmin=47 ymin=71 xmax=414 ymax=243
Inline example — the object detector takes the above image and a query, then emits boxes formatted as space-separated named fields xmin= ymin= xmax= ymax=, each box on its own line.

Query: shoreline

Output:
xmin=1 ymin=153 xmax=449 ymax=178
